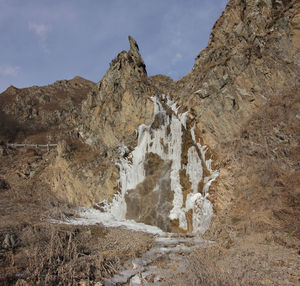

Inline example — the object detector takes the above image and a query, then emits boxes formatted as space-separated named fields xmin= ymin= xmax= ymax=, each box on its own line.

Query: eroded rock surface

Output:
xmin=0 ymin=76 xmax=95 ymax=143
xmin=0 ymin=1 xmax=299 ymax=285
xmin=0 ymin=0 xmax=299 ymax=244
xmin=79 ymin=35 xmax=154 ymax=152
xmin=125 ymin=153 xmax=173 ymax=231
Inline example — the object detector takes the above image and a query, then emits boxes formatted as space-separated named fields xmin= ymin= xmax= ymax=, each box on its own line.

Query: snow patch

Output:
xmin=55 ymin=207 xmax=164 ymax=235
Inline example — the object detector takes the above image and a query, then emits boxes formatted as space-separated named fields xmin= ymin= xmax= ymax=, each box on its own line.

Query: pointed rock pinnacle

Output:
xmin=128 ymin=35 xmax=146 ymax=74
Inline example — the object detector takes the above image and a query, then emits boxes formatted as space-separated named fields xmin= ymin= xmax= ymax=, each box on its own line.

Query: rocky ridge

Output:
xmin=1 ymin=0 xmax=298 ymax=239
xmin=0 ymin=76 xmax=95 ymax=144
xmin=73 ymin=0 xmax=300 ymax=241
xmin=0 ymin=0 xmax=299 ymax=284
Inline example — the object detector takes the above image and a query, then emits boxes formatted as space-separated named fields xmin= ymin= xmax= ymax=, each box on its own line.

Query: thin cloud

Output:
xmin=28 ymin=22 xmax=50 ymax=41
xmin=171 ymin=53 xmax=183 ymax=65
xmin=0 ymin=0 xmax=228 ymax=91
xmin=0 ymin=65 xmax=21 ymax=77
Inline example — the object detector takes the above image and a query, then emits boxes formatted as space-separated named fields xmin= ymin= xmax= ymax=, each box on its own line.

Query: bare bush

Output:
xmin=166 ymin=247 xmax=265 ymax=286
xmin=16 ymin=224 xmax=119 ymax=285
xmin=0 ymin=112 xmax=22 ymax=142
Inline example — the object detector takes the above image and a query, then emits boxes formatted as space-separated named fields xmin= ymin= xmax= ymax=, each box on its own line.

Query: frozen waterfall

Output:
xmin=62 ymin=95 xmax=218 ymax=234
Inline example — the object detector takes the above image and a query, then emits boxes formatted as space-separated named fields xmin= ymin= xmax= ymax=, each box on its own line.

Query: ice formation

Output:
xmin=100 ymin=95 xmax=218 ymax=233
xmin=63 ymin=95 xmax=218 ymax=234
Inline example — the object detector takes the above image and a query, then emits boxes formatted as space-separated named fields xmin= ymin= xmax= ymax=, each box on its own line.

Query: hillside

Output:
xmin=0 ymin=76 xmax=95 ymax=143
xmin=0 ymin=0 xmax=299 ymax=285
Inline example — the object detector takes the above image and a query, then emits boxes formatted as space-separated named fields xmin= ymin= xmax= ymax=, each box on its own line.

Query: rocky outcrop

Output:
xmin=71 ymin=36 xmax=158 ymax=206
xmin=165 ymin=0 xmax=300 ymax=221
xmin=82 ymin=2 xmax=299 ymax=239
xmin=66 ymin=1 xmax=299 ymax=236
xmin=0 ymin=76 xmax=95 ymax=143
xmin=79 ymin=36 xmax=154 ymax=152
xmin=1 ymin=0 xmax=298 ymax=239
xmin=48 ymin=140 xmax=120 ymax=207
xmin=173 ymin=0 xmax=300 ymax=149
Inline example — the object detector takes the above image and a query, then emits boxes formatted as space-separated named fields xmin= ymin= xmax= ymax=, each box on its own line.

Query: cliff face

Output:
xmin=158 ymin=0 xmax=300 ymax=237
xmin=175 ymin=0 xmax=300 ymax=243
xmin=175 ymin=0 xmax=299 ymax=149
xmin=1 ymin=0 xmax=299 ymax=242
xmin=74 ymin=0 xmax=299 ymax=240
xmin=79 ymin=36 xmax=154 ymax=152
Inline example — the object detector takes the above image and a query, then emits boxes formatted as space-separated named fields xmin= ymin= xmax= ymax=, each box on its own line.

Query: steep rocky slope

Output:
xmin=0 ymin=76 xmax=95 ymax=143
xmin=2 ymin=2 xmax=298 ymax=237
xmin=177 ymin=0 xmax=299 ymax=147
xmin=177 ymin=0 xmax=300 ymax=245
xmin=151 ymin=0 xmax=300 ymax=247
xmin=74 ymin=0 xmax=299 ymax=242
xmin=0 ymin=0 xmax=299 ymax=284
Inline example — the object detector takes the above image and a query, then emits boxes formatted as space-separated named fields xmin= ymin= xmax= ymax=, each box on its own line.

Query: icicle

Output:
xmin=63 ymin=96 xmax=218 ymax=235
xmin=185 ymin=146 xmax=203 ymax=193
xmin=188 ymin=124 xmax=219 ymax=233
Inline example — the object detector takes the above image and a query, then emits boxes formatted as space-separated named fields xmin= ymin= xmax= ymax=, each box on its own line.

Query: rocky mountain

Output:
xmin=72 ymin=0 xmax=299 ymax=239
xmin=0 ymin=0 xmax=299 ymax=284
xmin=0 ymin=76 xmax=95 ymax=143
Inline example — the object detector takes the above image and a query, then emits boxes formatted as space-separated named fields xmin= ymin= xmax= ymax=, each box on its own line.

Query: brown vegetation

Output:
xmin=0 ymin=1 xmax=299 ymax=284
xmin=0 ymin=223 xmax=154 ymax=286
xmin=0 ymin=144 xmax=154 ymax=285
xmin=225 ymin=86 xmax=300 ymax=244
xmin=167 ymin=243 xmax=299 ymax=285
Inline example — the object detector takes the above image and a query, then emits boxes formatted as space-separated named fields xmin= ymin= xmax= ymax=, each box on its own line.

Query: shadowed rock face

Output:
xmin=127 ymin=35 xmax=147 ymax=75
xmin=125 ymin=153 xmax=173 ymax=232
xmin=0 ymin=76 xmax=95 ymax=143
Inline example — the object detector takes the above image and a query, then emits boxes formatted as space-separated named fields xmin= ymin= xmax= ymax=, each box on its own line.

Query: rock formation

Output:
xmin=0 ymin=76 xmax=95 ymax=143
xmin=0 ymin=0 xmax=299 ymax=241
xmin=176 ymin=0 xmax=299 ymax=149
xmin=76 ymin=0 xmax=299 ymax=239
xmin=1 ymin=1 xmax=300 ymax=284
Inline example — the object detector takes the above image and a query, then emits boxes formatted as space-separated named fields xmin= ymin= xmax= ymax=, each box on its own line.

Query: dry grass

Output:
xmin=183 ymin=249 xmax=261 ymax=286
xmin=0 ymin=224 xmax=120 ymax=286
xmin=0 ymin=223 xmax=155 ymax=286
xmin=163 ymin=247 xmax=259 ymax=286
xmin=0 ymin=145 xmax=122 ymax=285
xmin=236 ymin=87 xmax=300 ymax=241
xmin=0 ymin=175 xmax=154 ymax=286
xmin=165 ymin=242 xmax=299 ymax=286
xmin=209 ymin=86 xmax=300 ymax=247
xmin=18 ymin=225 xmax=118 ymax=286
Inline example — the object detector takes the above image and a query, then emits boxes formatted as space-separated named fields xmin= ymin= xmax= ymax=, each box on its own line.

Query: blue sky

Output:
xmin=0 ymin=0 xmax=227 ymax=92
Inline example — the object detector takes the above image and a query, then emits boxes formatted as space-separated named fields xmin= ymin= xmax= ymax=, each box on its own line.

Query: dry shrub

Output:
xmin=0 ymin=110 xmax=47 ymax=143
xmin=173 ymin=247 xmax=263 ymax=286
xmin=216 ymin=86 xmax=300 ymax=243
xmin=0 ymin=112 xmax=22 ymax=142
xmin=16 ymin=224 xmax=119 ymax=285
